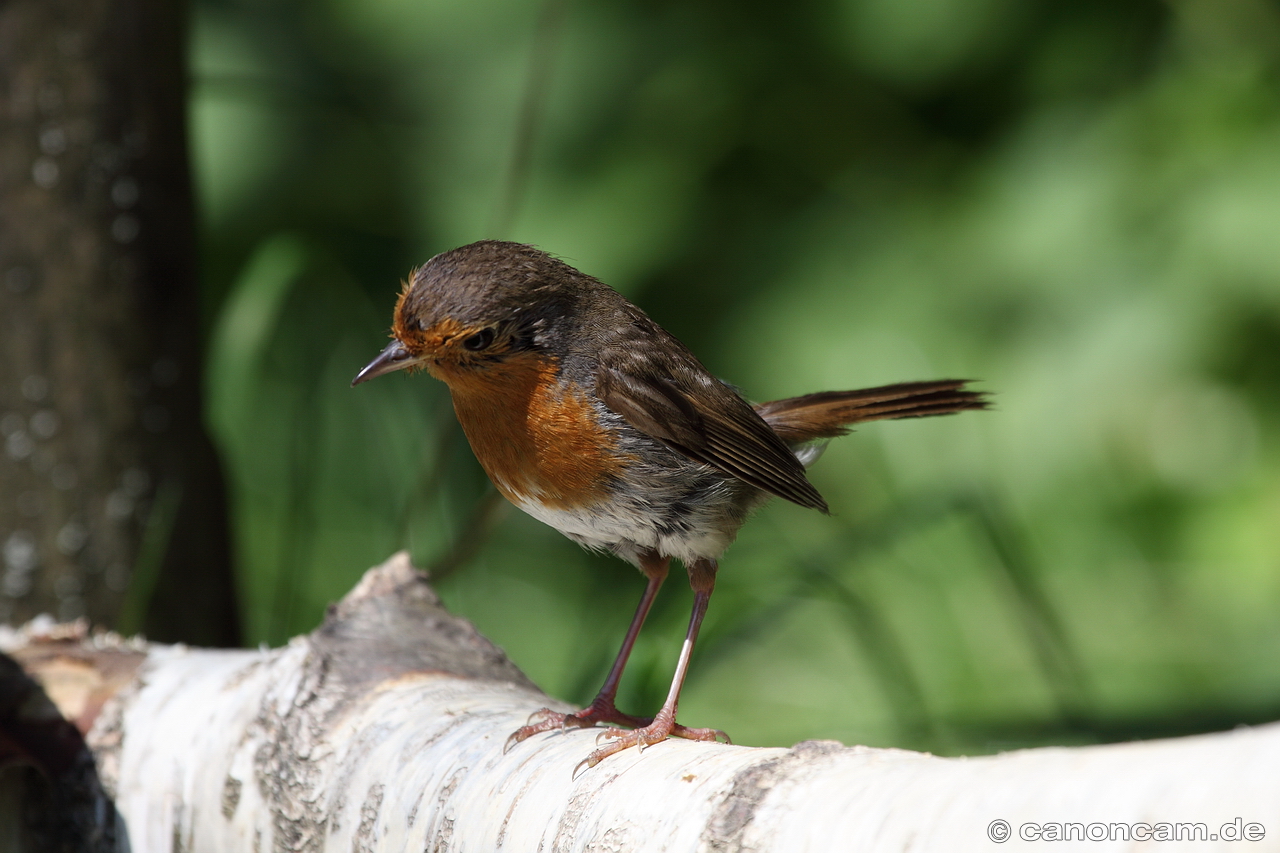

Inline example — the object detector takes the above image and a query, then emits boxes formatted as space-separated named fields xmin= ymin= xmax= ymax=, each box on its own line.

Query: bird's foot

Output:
xmin=504 ymin=697 xmax=649 ymax=752
xmin=579 ymin=710 xmax=729 ymax=770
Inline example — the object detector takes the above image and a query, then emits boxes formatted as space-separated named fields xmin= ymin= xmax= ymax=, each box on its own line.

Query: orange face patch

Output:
xmin=441 ymin=351 xmax=631 ymax=510
xmin=393 ymin=308 xmax=471 ymax=359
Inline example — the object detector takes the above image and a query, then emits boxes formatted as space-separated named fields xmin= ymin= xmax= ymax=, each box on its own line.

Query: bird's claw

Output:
xmin=506 ymin=702 xmax=728 ymax=772
xmin=593 ymin=726 xmax=621 ymax=744
xmin=525 ymin=707 xmax=559 ymax=726
xmin=505 ymin=708 xmax=576 ymax=752
xmin=675 ymin=725 xmax=730 ymax=745
xmin=582 ymin=725 xmax=667 ymax=767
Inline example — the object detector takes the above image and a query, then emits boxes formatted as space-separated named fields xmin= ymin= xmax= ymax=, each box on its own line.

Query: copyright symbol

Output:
xmin=988 ymin=819 xmax=1011 ymax=843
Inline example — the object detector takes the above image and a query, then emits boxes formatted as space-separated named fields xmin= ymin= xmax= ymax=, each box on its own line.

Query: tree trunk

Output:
xmin=4 ymin=552 xmax=1278 ymax=852
xmin=0 ymin=0 xmax=238 ymax=645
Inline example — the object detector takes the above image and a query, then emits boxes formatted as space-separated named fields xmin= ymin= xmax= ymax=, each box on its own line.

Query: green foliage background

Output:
xmin=190 ymin=0 xmax=1280 ymax=755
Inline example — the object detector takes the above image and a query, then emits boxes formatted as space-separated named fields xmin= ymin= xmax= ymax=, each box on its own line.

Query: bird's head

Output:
xmin=352 ymin=240 xmax=585 ymax=387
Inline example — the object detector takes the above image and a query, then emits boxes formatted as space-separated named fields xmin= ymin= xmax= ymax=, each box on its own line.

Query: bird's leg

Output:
xmin=584 ymin=557 xmax=729 ymax=768
xmin=506 ymin=551 xmax=668 ymax=749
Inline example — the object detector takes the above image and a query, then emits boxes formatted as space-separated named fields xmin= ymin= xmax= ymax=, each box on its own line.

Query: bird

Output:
xmin=352 ymin=240 xmax=987 ymax=767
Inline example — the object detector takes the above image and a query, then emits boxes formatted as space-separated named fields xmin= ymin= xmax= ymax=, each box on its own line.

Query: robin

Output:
xmin=353 ymin=240 xmax=987 ymax=767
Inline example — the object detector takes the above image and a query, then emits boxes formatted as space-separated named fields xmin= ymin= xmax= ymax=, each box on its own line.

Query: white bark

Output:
xmin=14 ymin=552 xmax=1280 ymax=852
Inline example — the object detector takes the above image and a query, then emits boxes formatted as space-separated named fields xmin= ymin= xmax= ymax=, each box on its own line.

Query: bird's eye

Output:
xmin=462 ymin=328 xmax=496 ymax=351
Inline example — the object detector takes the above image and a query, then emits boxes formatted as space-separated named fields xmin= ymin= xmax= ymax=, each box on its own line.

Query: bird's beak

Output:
xmin=352 ymin=340 xmax=415 ymax=387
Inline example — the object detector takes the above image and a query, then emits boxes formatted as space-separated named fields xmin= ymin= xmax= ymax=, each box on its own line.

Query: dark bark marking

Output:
xmin=702 ymin=740 xmax=845 ymax=851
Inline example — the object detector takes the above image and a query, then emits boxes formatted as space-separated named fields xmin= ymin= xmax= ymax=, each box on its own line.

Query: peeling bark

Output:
xmin=4 ymin=552 xmax=1280 ymax=852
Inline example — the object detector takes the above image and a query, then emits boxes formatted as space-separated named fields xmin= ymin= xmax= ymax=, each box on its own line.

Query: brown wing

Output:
xmin=595 ymin=330 xmax=828 ymax=513
xmin=755 ymin=380 xmax=990 ymax=444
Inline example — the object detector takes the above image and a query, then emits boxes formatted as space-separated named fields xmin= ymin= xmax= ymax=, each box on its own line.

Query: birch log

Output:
xmin=5 ymin=551 xmax=1280 ymax=852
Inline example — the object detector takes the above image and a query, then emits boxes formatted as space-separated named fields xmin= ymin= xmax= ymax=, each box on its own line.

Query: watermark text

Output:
xmin=987 ymin=817 xmax=1266 ymax=843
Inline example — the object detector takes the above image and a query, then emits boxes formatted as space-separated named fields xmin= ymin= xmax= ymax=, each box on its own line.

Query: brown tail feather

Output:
xmin=754 ymin=380 xmax=989 ymax=444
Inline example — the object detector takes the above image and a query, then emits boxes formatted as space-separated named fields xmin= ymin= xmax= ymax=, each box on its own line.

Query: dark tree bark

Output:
xmin=0 ymin=0 xmax=239 ymax=645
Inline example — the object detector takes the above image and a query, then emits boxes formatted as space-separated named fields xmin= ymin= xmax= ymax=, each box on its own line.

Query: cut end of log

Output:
xmin=3 ymin=619 xmax=149 ymax=737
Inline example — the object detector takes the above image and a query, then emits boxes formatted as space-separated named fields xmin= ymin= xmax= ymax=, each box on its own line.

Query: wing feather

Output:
xmin=595 ymin=325 xmax=828 ymax=512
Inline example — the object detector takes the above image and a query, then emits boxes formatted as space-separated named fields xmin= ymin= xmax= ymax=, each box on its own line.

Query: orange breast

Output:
xmin=437 ymin=352 xmax=630 ymax=510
